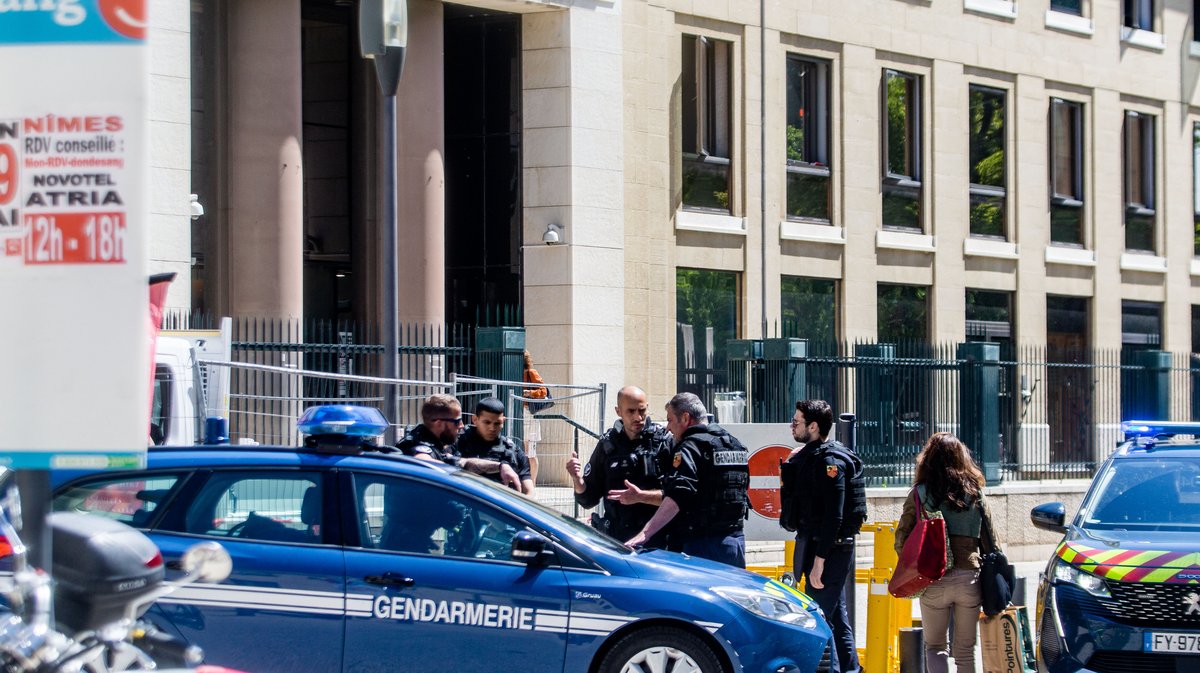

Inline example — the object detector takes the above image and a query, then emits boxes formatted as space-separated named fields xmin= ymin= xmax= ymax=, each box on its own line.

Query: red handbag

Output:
xmin=888 ymin=488 xmax=948 ymax=598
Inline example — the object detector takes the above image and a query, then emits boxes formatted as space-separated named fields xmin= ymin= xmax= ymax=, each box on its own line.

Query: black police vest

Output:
xmin=395 ymin=425 xmax=459 ymax=466
xmin=457 ymin=429 xmax=519 ymax=481
xmin=687 ymin=427 xmax=750 ymax=535
xmin=779 ymin=440 xmax=867 ymax=537
xmin=595 ymin=426 xmax=671 ymax=540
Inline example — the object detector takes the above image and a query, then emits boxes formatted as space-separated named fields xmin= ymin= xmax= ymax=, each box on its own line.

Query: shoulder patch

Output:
xmin=673 ymin=452 xmax=682 ymax=469
xmin=826 ymin=464 xmax=839 ymax=478
xmin=583 ymin=463 xmax=592 ymax=477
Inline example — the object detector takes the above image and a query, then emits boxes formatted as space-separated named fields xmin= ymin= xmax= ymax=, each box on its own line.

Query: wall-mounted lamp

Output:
xmin=189 ymin=193 xmax=205 ymax=221
xmin=542 ymin=223 xmax=564 ymax=245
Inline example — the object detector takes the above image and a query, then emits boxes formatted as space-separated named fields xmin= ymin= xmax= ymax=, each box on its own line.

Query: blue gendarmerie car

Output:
xmin=1031 ymin=421 xmax=1200 ymax=673
xmin=49 ymin=405 xmax=831 ymax=673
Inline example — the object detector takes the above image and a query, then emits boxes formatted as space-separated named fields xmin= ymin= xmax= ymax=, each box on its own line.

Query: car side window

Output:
xmin=175 ymin=471 xmax=324 ymax=544
xmin=52 ymin=474 xmax=182 ymax=528
xmin=354 ymin=474 xmax=524 ymax=562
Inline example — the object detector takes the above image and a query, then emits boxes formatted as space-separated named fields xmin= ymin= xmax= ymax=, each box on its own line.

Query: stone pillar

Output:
xmin=395 ymin=0 xmax=445 ymax=324
xmin=225 ymin=0 xmax=303 ymax=321
xmin=930 ymin=59 xmax=967 ymax=344
xmin=1014 ymin=75 xmax=1049 ymax=347
xmin=840 ymin=43 xmax=881 ymax=341
xmin=522 ymin=7 xmax=625 ymax=407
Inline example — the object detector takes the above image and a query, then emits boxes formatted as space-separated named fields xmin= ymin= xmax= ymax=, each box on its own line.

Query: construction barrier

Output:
xmin=749 ymin=522 xmax=913 ymax=673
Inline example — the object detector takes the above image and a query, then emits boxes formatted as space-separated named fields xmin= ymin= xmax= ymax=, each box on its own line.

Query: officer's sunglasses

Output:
xmin=435 ymin=417 xmax=465 ymax=425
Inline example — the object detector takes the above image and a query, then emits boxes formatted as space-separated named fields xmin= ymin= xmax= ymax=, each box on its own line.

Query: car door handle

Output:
xmin=364 ymin=573 xmax=415 ymax=588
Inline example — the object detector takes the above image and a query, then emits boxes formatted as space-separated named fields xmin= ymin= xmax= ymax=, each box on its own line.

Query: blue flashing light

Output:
xmin=1121 ymin=420 xmax=1200 ymax=440
xmin=297 ymin=405 xmax=389 ymax=438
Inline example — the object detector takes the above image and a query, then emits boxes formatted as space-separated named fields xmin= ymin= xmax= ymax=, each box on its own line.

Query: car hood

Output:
xmin=1058 ymin=527 xmax=1200 ymax=583
xmin=622 ymin=549 xmax=820 ymax=611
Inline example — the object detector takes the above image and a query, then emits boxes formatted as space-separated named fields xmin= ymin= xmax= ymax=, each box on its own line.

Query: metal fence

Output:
xmin=713 ymin=340 xmax=1200 ymax=486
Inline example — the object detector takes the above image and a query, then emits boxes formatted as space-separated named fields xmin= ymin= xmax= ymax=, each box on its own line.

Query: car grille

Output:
xmin=1040 ymin=592 xmax=1062 ymax=665
xmin=1058 ymin=583 xmax=1200 ymax=628
xmin=1088 ymin=652 xmax=1200 ymax=673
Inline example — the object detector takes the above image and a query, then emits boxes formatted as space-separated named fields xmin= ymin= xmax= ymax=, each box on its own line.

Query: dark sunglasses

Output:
xmin=435 ymin=417 xmax=465 ymax=425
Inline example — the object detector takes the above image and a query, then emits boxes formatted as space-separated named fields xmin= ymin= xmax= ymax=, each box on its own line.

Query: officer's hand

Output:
xmin=809 ymin=556 xmax=826 ymax=590
xmin=623 ymin=530 xmax=648 ymax=550
xmin=607 ymin=480 xmax=645 ymax=505
xmin=499 ymin=463 xmax=521 ymax=491
xmin=566 ymin=451 xmax=582 ymax=478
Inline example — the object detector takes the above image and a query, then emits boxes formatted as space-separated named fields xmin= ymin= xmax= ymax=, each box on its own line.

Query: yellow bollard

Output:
xmin=862 ymin=521 xmax=911 ymax=673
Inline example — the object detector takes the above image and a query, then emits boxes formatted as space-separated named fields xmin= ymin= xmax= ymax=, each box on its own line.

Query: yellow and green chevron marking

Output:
xmin=1057 ymin=541 xmax=1200 ymax=583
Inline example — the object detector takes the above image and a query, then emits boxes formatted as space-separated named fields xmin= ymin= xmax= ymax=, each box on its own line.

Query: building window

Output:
xmin=877 ymin=283 xmax=928 ymax=343
xmin=786 ymin=56 xmax=831 ymax=223
xmin=1122 ymin=300 xmax=1162 ymax=349
xmin=676 ymin=268 xmax=738 ymax=410
xmin=1195 ymin=0 xmax=1200 ymax=41
xmin=1124 ymin=0 xmax=1154 ymax=30
xmin=682 ymin=35 xmax=732 ymax=213
xmin=1193 ymin=305 xmax=1200 ymax=354
xmin=1052 ymin=0 xmax=1083 ymax=15
xmin=1123 ymin=111 xmax=1156 ymax=252
xmin=882 ymin=70 xmax=922 ymax=232
xmin=966 ymin=289 xmax=1013 ymax=342
xmin=969 ymin=86 xmax=1007 ymax=239
xmin=1194 ymin=122 xmax=1200 ymax=256
xmin=781 ymin=276 xmax=837 ymax=346
xmin=1050 ymin=99 xmax=1084 ymax=246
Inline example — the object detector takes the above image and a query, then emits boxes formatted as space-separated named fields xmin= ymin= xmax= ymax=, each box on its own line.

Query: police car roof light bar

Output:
xmin=297 ymin=405 xmax=390 ymax=439
xmin=1120 ymin=420 xmax=1200 ymax=441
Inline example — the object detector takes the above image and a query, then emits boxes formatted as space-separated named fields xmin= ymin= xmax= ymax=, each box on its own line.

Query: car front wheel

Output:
xmin=598 ymin=626 xmax=726 ymax=673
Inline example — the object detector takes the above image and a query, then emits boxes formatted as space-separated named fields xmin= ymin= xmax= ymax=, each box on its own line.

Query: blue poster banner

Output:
xmin=0 ymin=0 xmax=145 ymax=45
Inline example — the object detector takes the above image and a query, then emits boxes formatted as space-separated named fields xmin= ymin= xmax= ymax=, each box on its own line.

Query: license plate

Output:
xmin=1144 ymin=632 xmax=1200 ymax=654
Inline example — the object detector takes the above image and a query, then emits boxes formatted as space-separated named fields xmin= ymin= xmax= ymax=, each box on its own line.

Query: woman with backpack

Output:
xmin=894 ymin=432 xmax=1002 ymax=673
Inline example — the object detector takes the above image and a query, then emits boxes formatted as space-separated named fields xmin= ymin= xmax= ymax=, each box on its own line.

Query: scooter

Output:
xmin=0 ymin=491 xmax=237 ymax=672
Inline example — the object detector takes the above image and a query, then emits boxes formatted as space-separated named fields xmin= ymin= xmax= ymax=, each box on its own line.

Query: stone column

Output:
xmin=225 ymin=0 xmax=303 ymax=321
xmin=395 ymin=0 xmax=445 ymax=324
xmin=930 ymin=59 xmax=967 ymax=344
xmin=840 ymin=43 xmax=881 ymax=341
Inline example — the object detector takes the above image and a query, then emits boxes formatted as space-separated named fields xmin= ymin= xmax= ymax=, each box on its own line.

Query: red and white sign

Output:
xmin=722 ymin=424 xmax=797 ymax=542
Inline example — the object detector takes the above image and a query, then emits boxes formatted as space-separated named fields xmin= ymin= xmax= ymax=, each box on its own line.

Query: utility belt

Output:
xmin=806 ymin=534 xmax=856 ymax=547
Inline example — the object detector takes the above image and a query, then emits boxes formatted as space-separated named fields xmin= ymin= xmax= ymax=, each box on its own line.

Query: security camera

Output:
xmin=542 ymin=223 xmax=563 ymax=245
xmin=190 ymin=194 xmax=205 ymax=221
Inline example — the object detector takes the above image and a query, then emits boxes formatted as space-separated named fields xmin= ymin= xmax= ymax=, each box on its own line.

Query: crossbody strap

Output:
xmin=979 ymin=496 xmax=1000 ymax=554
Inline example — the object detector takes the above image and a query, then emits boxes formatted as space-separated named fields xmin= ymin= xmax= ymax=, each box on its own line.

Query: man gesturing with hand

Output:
xmin=564 ymin=386 xmax=675 ymax=547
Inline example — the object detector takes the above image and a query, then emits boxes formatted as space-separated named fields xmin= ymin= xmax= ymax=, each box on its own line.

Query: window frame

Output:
xmin=785 ymin=54 xmax=832 ymax=224
xmin=681 ymin=33 xmax=734 ymax=214
xmin=1050 ymin=97 xmax=1085 ymax=247
xmin=881 ymin=69 xmax=924 ymax=233
xmin=53 ymin=471 xmax=189 ymax=528
xmin=967 ymin=84 xmax=1009 ymax=240
xmin=1193 ymin=120 xmax=1200 ymax=257
xmin=1123 ymin=109 xmax=1157 ymax=252
xmin=1124 ymin=0 xmax=1155 ymax=31
xmin=1051 ymin=0 xmax=1084 ymax=16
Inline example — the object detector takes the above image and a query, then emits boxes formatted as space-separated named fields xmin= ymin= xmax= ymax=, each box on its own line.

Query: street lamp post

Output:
xmin=359 ymin=0 xmax=408 ymax=443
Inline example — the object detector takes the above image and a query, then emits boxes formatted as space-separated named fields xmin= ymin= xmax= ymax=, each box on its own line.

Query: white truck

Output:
xmin=150 ymin=318 xmax=232 ymax=446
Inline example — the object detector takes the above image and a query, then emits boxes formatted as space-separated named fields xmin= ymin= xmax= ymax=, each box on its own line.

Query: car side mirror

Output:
xmin=181 ymin=541 xmax=233 ymax=582
xmin=511 ymin=531 xmax=553 ymax=566
xmin=1031 ymin=502 xmax=1067 ymax=534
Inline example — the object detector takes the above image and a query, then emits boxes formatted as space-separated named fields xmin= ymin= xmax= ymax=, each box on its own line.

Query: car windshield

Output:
xmin=1082 ymin=454 xmax=1200 ymax=531
xmin=450 ymin=470 xmax=633 ymax=555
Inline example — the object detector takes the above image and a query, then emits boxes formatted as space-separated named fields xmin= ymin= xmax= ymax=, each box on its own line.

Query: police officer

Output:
xmin=397 ymin=394 xmax=523 ymax=488
xmin=455 ymin=396 xmax=535 ymax=495
xmin=783 ymin=399 xmax=866 ymax=673
xmin=622 ymin=392 xmax=750 ymax=568
xmin=565 ymin=385 xmax=674 ymax=546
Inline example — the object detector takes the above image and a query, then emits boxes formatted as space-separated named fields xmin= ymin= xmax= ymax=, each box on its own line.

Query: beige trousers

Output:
xmin=918 ymin=568 xmax=982 ymax=673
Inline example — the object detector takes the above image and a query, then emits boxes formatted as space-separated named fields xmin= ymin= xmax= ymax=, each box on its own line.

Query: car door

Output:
xmin=146 ymin=468 xmax=344 ymax=673
xmin=341 ymin=471 xmax=570 ymax=673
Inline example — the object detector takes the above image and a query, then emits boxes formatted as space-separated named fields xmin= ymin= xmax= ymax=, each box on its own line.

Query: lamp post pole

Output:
xmin=359 ymin=0 xmax=408 ymax=443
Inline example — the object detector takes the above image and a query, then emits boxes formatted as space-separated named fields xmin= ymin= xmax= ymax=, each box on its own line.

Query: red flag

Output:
xmin=147 ymin=273 xmax=175 ymax=441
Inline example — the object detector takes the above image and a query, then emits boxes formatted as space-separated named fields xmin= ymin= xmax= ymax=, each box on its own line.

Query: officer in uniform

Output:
xmin=782 ymin=399 xmax=866 ymax=673
xmin=395 ymin=393 xmax=464 ymax=465
xmin=622 ymin=392 xmax=750 ymax=568
xmin=398 ymin=394 xmax=523 ymax=488
xmin=565 ymin=385 xmax=674 ymax=546
xmin=455 ymin=396 xmax=535 ymax=495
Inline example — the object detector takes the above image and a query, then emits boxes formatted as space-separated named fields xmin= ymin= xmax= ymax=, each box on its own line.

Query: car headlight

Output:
xmin=1052 ymin=559 xmax=1111 ymax=598
xmin=711 ymin=586 xmax=818 ymax=629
